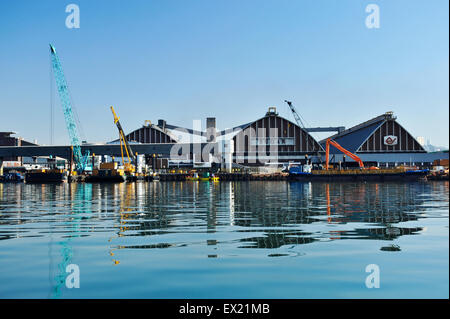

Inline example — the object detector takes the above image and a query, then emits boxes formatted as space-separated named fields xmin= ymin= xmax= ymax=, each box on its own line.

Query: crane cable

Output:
xmin=49 ymin=53 xmax=54 ymax=145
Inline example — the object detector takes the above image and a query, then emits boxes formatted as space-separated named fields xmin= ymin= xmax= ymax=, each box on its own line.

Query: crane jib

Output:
xmin=49 ymin=44 xmax=89 ymax=172
xmin=110 ymin=106 xmax=136 ymax=165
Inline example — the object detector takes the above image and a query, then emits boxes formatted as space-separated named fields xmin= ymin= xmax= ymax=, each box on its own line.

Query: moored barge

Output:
xmin=25 ymin=169 xmax=68 ymax=183
xmin=288 ymin=166 xmax=429 ymax=182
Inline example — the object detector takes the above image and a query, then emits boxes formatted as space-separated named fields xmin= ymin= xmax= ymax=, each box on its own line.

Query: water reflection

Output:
xmin=0 ymin=181 xmax=448 ymax=264
xmin=48 ymin=183 xmax=92 ymax=298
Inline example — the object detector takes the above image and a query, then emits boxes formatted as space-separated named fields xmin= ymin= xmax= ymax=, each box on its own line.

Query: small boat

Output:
xmin=0 ymin=172 xmax=24 ymax=183
xmin=199 ymin=176 xmax=219 ymax=182
xmin=186 ymin=171 xmax=200 ymax=181
xmin=186 ymin=171 xmax=219 ymax=182
xmin=199 ymin=171 xmax=219 ymax=182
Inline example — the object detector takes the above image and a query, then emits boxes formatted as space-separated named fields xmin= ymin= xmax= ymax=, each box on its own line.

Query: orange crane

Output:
xmin=325 ymin=138 xmax=364 ymax=170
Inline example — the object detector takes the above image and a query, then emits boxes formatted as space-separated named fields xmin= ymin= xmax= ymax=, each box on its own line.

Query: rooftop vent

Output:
xmin=384 ymin=111 xmax=396 ymax=120
xmin=158 ymin=119 xmax=166 ymax=130
xmin=266 ymin=106 xmax=278 ymax=116
xmin=206 ymin=117 xmax=216 ymax=142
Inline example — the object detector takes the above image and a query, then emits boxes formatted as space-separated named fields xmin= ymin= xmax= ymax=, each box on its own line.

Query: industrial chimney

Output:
xmin=206 ymin=117 xmax=216 ymax=143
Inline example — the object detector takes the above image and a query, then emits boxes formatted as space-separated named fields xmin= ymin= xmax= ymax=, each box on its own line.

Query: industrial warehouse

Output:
xmin=120 ymin=107 xmax=447 ymax=169
xmin=1 ymin=106 xmax=448 ymax=181
xmin=122 ymin=106 xmax=324 ymax=167
xmin=2 ymin=1 xmax=449 ymax=302
xmin=0 ymin=44 xmax=448 ymax=182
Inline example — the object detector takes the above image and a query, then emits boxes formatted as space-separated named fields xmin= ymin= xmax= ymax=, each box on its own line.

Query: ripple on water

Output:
xmin=0 ymin=181 xmax=448 ymax=298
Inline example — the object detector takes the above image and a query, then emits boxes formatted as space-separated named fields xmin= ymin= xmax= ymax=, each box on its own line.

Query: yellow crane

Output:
xmin=110 ymin=106 xmax=136 ymax=175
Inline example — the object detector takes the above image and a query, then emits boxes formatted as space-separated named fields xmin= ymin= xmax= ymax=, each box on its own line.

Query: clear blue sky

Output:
xmin=0 ymin=0 xmax=448 ymax=147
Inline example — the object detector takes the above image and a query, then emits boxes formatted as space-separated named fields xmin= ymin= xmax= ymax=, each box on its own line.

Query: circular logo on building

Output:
xmin=384 ymin=135 xmax=398 ymax=146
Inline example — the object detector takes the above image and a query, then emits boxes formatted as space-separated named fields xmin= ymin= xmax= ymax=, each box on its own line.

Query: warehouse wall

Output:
xmin=358 ymin=120 xmax=425 ymax=153
xmin=125 ymin=125 xmax=177 ymax=144
xmin=232 ymin=113 xmax=323 ymax=165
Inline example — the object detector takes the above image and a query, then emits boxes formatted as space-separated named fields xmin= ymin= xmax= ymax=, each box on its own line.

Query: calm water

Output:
xmin=0 ymin=181 xmax=448 ymax=299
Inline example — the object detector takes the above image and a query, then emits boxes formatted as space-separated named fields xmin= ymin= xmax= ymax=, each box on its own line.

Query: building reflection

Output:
xmin=105 ymin=181 xmax=447 ymax=257
xmin=0 ymin=181 xmax=447 ymax=267
xmin=231 ymin=182 xmax=432 ymax=248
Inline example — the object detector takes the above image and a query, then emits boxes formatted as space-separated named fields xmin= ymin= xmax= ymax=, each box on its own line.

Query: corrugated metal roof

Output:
xmin=319 ymin=112 xmax=400 ymax=154
xmin=320 ymin=119 xmax=384 ymax=153
xmin=320 ymin=114 xmax=388 ymax=143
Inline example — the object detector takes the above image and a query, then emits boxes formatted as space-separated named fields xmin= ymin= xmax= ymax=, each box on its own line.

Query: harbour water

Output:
xmin=0 ymin=181 xmax=448 ymax=299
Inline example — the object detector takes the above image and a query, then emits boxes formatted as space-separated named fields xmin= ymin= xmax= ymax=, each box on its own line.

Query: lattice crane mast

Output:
xmin=284 ymin=100 xmax=306 ymax=129
xmin=49 ymin=44 xmax=89 ymax=173
xmin=110 ymin=106 xmax=136 ymax=174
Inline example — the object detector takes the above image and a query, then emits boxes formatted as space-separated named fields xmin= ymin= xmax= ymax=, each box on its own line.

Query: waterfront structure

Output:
xmin=124 ymin=107 xmax=324 ymax=167
xmin=124 ymin=120 xmax=178 ymax=144
xmin=1 ymin=109 xmax=448 ymax=170
xmin=115 ymin=109 xmax=448 ymax=168
xmin=122 ymin=109 xmax=446 ymax=168
xmin=321 ymin=112 xmax=425 ymax=154
xmin=318 ymin=112 xmax=441 ymax=167
xmin=0 ymin=132 xmax=36 ymax=162
xmin=230 ymin=107 xmax=323 ymax=166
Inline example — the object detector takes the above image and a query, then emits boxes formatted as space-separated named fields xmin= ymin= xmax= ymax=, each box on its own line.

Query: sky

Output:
xmin=0 ymin=0 xmax=448 ymax=147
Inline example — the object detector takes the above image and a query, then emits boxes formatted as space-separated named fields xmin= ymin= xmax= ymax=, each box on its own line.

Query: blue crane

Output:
xmin=49 ymin=44 xmax=89 ymax=172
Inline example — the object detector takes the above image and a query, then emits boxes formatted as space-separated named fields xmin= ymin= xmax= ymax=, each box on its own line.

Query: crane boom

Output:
xmin=110 ymin=106 xmax=135 ymax=166
xmin=325 ymin=138 xmax=364 ymax=170
xmin=284 ymin=100 xmax=306 ymax=128
xmin=49 ymin=44 xmax=89 ymax=172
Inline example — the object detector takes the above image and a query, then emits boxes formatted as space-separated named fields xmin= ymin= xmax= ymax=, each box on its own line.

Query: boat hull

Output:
xmin=288 ymin=170 xmax=429 ymax=182
xmin=0 ymin=173 xmax=24 ymax=183
xmin=25 ymin=172 xmax=67 ymax=183
xmin=200 ymin=177 xmax=219 ymax=182
xmin=85 ymin=175 xmax=125 ymax=183
xmin=187 ymin=177 xmax=220 ymax=182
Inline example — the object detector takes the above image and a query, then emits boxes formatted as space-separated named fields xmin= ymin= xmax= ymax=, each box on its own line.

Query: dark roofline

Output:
xmin=158 ymin=111 xmax=324 ymax=151
xmin=164 ymin=122 xmax=253 ymax=137
xmin=0 ymin=131 xmax=18 ymax=136
xmin=232 ymin=111 xmax=325 ymax=152
xmin=319 ymin=112 xmax=396 ymax=144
